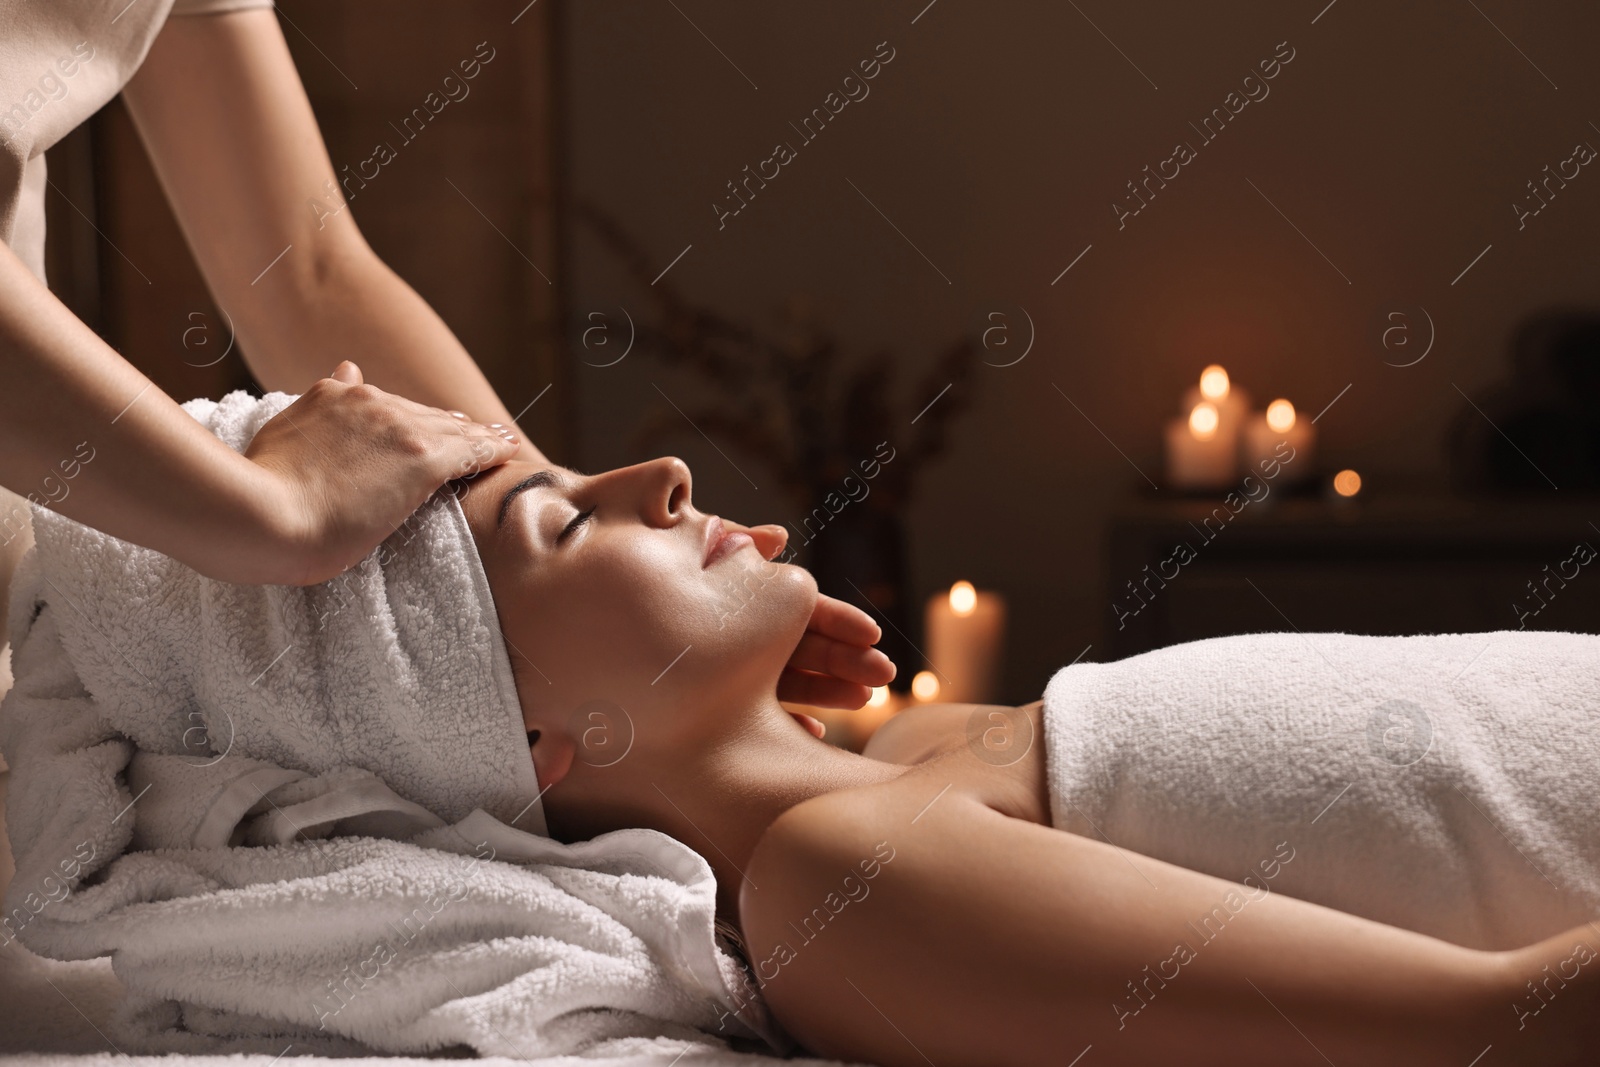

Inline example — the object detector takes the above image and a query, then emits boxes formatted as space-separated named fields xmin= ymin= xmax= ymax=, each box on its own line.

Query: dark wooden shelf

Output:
xmin=1105 ymin=491 xmax=1600 ymax=660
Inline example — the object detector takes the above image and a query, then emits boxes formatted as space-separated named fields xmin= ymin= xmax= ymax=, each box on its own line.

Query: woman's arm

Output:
xmin=120 ymin=8 xmax=550 ymax=466
xmin=741 ymin=786 xmax=1594 ymax=1066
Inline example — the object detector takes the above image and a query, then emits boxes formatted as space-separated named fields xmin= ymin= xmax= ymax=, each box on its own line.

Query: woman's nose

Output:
xmin=636 ymin=456 xmax=692 ymax=527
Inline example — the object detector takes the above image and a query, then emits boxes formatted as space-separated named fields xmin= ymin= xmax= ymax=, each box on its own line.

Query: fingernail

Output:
xmin=448 ymin=410 xmax=468 ymax=419
xmin=487 ymin=423 xmax=506 ymax=429
xmin=503 ymin=434 xmax=520 ymax=444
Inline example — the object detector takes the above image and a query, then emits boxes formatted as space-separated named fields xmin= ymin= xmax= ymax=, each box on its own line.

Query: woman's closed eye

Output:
xmin=558 ymin=505 xmax=596 ymax=544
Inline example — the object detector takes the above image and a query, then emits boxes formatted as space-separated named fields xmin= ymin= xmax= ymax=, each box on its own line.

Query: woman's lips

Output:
xmin=703 ymin=516 xmax=754 ymax=568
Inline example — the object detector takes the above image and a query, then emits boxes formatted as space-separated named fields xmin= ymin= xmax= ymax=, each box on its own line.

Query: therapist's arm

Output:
xmin=0 ymin=236 xmax=518 ymax=584
xmin=120 ymin=7 xmax=549 ymax=466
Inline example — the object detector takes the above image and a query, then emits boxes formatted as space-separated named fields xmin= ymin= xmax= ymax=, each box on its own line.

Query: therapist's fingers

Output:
xmin=437 ymin=419 xmax=522 ymax=480
xmin=244 ymin=376 xmax=521 ymax=585
xmin=316 ymin=361 xmax=522 ymax=476
xmin=789 ymin=711 xmax=827 ymax=739
xmin=787 ymin=630 xmax=897 ymax=687
xmin=777 ymin=669 xmax=874 ymax=711
xmin=320 ymin=362 xmax=503 ymax=434
xmin=806 ymin=593 xmax=884 ymax=647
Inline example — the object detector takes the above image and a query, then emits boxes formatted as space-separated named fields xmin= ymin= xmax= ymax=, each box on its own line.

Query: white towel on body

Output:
xmin=0 ymin=390 xmax=787 ymax=1057
xmin=1043 ymin=629 xmax=1600 ymax=951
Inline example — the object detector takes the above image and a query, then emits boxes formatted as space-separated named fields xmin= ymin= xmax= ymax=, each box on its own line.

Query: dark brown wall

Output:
xmin=562 ymin=1 xmax=1600 ymax=701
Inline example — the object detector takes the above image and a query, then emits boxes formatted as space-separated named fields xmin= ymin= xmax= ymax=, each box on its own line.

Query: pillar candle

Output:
xmin=1241 ymin=398 xmax=1315 ymax=485
xmin=1164 ymin=402 xmax=1237 ymax=490
xmin=924 ymin=581 xmax=1006 ymax=704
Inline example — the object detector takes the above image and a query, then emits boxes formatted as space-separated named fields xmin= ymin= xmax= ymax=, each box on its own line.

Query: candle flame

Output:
xmin=1266 ymin=399 xmax=1297 ymax=434
xmin=1333 ymin=469 xmax=1362 ymax=497
xmin=949 ymin=580 xmax=977 ymax=616
xmin=867 ymin=685 xmax=890 ymax=708
xmin=911 ymin=671 xmax=940 ymax=701
xmin=1188 ymin=401 xmax=1220 ymax=441
xmin=1199 ymin=365 xmax=1230 ymax=401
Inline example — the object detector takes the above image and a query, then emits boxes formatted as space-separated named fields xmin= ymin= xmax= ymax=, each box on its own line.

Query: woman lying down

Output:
xmin=459 ymin=455 xmax=1600 ymax=1067
xmin=6 ymin=393 xmax=1599 ymax=1066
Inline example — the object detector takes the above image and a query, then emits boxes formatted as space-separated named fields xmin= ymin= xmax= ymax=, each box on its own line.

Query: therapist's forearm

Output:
xmin=0 ymin=243 xmax=287 ymax=570
xmin=234 ymin=246 xmax=550 ymax=467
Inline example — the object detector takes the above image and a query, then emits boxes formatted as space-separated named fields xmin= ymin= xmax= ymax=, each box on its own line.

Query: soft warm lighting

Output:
xmin=1199 ymin=364 xmax=1230 ymax=401
xmin=866 ymin=685 xmax=890 ymax=708
xmin=1188 ymin=402 xmax=1219 ymax=441
xmin=948 ymin=580 xmax=977 ymax=617
xmin=911 ymin=670 xmax=940 ymax=701
xmin=1333 ymin=469 xmax=1362 ymax=497
xmin=1265 ymin=399 xmax=1297 ymax=434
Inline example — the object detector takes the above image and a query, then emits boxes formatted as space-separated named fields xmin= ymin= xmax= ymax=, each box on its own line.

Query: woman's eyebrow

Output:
xmin=497 ymin=469 xmax=569 ymax=529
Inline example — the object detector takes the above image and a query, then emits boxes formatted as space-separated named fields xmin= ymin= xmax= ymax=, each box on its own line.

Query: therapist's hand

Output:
xmin=724 ymin=519 xmax=899 ymax=711
xmin=245 ymin=361 xmax=520 ymax=586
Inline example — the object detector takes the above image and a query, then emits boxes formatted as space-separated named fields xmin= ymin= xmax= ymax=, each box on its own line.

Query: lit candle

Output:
xmin=1164 ymin=400 xmax=1236 ymax=490
xmin=924 ymin=580 xmax=1006 ymax=704
xmin=1241 ymin=398 xmax=1315 ymax=485
xmin=1181 ymin=365 xmax=1252 ymax=450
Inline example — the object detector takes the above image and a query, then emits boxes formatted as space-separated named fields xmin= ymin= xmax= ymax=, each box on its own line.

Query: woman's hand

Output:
xmin=244 ymin=361 xmax=520 ymax=585
xmin=722 ymin=519 xmax=898 ymax=712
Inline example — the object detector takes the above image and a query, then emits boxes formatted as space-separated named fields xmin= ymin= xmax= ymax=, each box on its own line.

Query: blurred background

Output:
xmin=43 ymin=0 xmax=1600 ymax=720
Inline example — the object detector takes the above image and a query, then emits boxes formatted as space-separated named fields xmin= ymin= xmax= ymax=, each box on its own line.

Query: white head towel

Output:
xmin=8 ymin=388 xmax=546 ymax=846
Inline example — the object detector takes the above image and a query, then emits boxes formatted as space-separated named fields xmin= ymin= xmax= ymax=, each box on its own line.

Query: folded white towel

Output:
xmin=0 ymin=390 xmax=787 ymax=1056
xmin=1044 ymin=629 xmax=1600 ymax=951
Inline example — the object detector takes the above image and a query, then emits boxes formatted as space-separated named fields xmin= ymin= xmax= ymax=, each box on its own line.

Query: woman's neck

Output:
xmin=549 ymin=698 xmax=910 ymax=921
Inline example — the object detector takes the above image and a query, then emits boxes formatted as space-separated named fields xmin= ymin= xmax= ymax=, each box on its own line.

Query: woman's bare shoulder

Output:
xmin=736 ymin=774 xmax=982 ymax=1061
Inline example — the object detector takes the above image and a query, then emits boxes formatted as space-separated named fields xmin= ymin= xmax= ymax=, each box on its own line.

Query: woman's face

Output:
xmin=455 ymin=457 xmax=817 ymax=789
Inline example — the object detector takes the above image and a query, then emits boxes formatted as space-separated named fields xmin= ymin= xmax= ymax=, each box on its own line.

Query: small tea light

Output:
xmin=1332 ymin=468 xmax=1362 ymax=497
xmin=911 ymin=670 xmax=941 ymax=701
xmin=1242 ymin=397 xmax=1315 ymax=484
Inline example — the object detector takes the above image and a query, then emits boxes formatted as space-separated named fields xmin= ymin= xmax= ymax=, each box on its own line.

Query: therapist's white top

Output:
xmin=0 ymin=0 xmax=274 ymax=284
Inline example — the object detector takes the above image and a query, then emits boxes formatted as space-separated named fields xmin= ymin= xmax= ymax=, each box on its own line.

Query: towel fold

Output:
xmin=1043 ymin=629 xmax=1600 ymax=950
xmin=0 ymin=389 xmax=788 ymax=1057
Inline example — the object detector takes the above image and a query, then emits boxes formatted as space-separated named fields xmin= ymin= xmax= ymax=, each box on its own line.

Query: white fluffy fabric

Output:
xmin=0 ymin=390 xmax=788 ymax=1057
xmin=1044 ymin=629 xmax=1600 ymax=951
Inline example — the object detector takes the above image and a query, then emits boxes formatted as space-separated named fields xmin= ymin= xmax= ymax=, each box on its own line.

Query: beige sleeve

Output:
xmin=169 ymin=0 xmax=274 ymax=14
